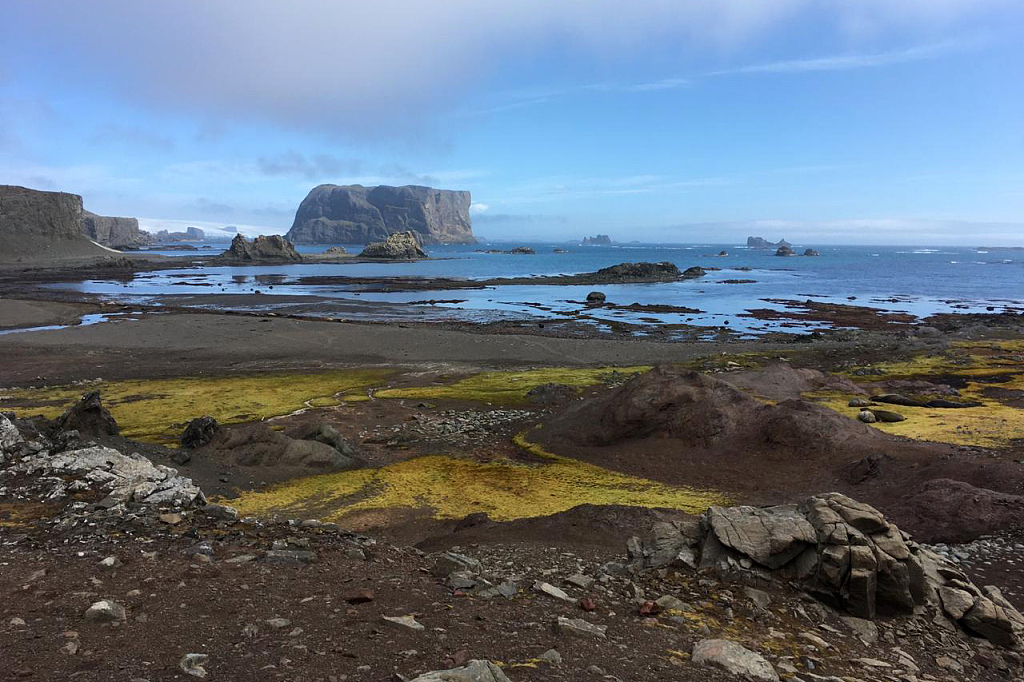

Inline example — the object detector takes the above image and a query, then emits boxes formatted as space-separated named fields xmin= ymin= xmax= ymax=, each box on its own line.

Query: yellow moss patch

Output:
xmin=807 ymin=340 xmax=1024 ymax=447
xmin=0 ymin=369 xmax=392 ymax=444
xmin=374 ymin=366 xmax=651 ymax=405
xmin=225 ymin=433 xmax=725 ymax=522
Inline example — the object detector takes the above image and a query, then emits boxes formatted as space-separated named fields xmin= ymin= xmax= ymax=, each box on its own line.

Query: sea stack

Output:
xmin=285 ymin=184 xmax=475 ymax=245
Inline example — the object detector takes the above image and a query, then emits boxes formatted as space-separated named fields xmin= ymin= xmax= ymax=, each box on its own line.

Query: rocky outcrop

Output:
xmin=359 ymin=231 xmax=427 ymax=259
xmin=747 ymin=236 xmax=790 ymax=249
xmin=54 ymin=391 xmax=119 ymax=437
xmin=626 ymin=492 xmax=1024 ymax=647
xmin=803 ymin=248 xmax=820 ymax=256
xmin=286 ymin=184 xmax=475 ymax=245
xmin=593 ymin=262 xmax=685 ymax=280
xmin=218 ymin=234 xmax=302 ymax=262
xmin=581 ymin=234 xmax=611 ymax=245
xmin=80 ymin=211 xmax=153 ymax=249
xmin=197 ymin=422 xmax=357 ymax=471
xmin=775 ymin=245 xmax=795 ymax=256
xmin=0 ymin=185 xmax=112 ymax=261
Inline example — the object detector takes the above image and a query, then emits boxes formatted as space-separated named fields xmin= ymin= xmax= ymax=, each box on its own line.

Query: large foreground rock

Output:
xmin=219 ymin=234 xmax=301 ymax=262
xmin=286 ymin=184 xmax=475 ymax=245
xmin=627 ymin=492 xmax=1024 ymax=647
xmin=359 ymin=231 xmax=428 ymax=259
xmin=0 ymin=185 xmax=113 ymax=261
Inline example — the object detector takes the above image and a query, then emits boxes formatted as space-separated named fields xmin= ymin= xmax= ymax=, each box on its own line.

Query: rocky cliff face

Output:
xmin=0 ymin=185 xmax=113 ymax=261
xmin=81 ymin=210 xmax=153 ymax=249
xmin=286 ymin=184 xmax=475 ymax=245
xmin=219 ymin=234 xmax=302 ymax=262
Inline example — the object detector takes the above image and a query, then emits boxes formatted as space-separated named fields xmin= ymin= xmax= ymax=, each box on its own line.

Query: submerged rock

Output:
xmin=359 ymin=231 xmax=428 ymax=260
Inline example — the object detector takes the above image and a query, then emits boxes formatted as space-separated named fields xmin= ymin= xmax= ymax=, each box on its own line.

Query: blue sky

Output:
xmin=1 ymin=0 xmax=1022 ymax=244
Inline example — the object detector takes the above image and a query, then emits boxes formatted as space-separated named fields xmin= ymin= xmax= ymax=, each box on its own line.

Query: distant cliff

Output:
xmin=0 ymin=185 xmax=113 ymax=262
xmin=156 ymin=226 xmax=205 ymax=242
xmin=747 ymin=236 xmax=791 ymax=249
xmin=81 ymin=210 xmax=153 ymax=249
xmin=286 ymin=184 xmax=475 ymax=245
xmin=581 ymin=234 xmax=612 ymax=245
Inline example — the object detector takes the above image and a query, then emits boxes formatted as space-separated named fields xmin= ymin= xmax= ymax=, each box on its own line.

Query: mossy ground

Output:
xmin=0 ymin=369 xmax=391 ymax=444
xmin=225 ymin=432 xmax=725 ymax=523
xmin=807 ymin=340 xmax=1024 ymax=447
xmin=374 ymin=366 xmax=651 ymax=405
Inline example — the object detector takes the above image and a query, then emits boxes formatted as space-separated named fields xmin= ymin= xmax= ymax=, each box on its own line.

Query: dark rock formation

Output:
xmin=775 ymin=245 xmax=796 ymax=256
xmin=507 ymin=246 xmax=535 ymax=255
xmin=286 ymin=184 xmax=475 ymax=245
xmin=803 ymin=248 xmax=820 ymax=256
xmin=54 ymin=391 xmax=119 ymax=437
xmin=586 ymin=291 xmax=607 ymax=304
xmin=359 ymin=231 xmax=427 ymax=259
xmin=626 ymin=492 xmax=1024 ymax=647
xmin=594 ymin=262 xmax=682 ymax=280
xmin=80 ymin=211 xmax=153 ymax=249
xmin=219 ymin=234 xmax=302 ymax=262
xmin=581 ymin=234 xmax=612 ymax=245
xmin=0 ymin=185 xmax=113 ymax=261
xmin=526 ymin=383 xmax=579 ymax=405
xmin=747 ymin=236 xmax=791 ymax=249
xmin=181 ymin=416 xmax=220 ymax=449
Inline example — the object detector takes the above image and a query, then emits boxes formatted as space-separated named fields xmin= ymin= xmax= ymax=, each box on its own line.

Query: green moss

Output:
xmin=808 ymin=340 xmax=1024 ymax=447
xmin=225 ymin=431 xmax=725 ymax=522
xmin=0 ymin=369 xmax=392 ymax=444
xmin=374 ymin=366 xmax=651 ymax=405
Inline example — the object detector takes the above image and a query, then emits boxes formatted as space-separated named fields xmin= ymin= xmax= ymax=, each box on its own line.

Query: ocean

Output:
xmin=49 ymin=242 xmax=1024 ymax=336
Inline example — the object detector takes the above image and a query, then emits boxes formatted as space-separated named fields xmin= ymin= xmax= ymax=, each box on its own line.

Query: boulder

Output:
xmin=286 ymin=184 xmax=475 ymax=245
xmin=181 ymin=416 xmax=219 ymax=449
xmin=0 ymin=413 xmax=24 ymax=461
xmin=199 ymin=422 xmax=357 ymax=471
xmin=691 ymin=639 xmax=779 ymax=681
xmin=525 ymin=383 xmax=578 ymax=405
xmin=626 ymin=492 xmax=1024 ymax=647
xmin=219 ymin=234 xmax=301 ymax=262
xmin=359 ymin=231 xmax=428 ymax=259
xmin=54 ymin=391 xmax=119 ymax=437
xmin=408 ymin=660 xmax=511 ymax=682
xmin=84 ymin=600 xmax=126 ymax=623
xmin=585 ymin=291 xmax=606 ymax=304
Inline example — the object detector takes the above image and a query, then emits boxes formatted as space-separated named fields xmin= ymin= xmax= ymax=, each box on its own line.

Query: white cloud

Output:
xmin=2 ymin=0 xmax=1008 ymax=136
xmin=470 ymin=202 xmax=489 ymax=213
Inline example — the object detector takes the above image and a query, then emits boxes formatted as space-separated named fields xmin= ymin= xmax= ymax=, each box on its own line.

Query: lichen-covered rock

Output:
xmin=626 ymin=492 xmax=1024 ymax=647
xmin=287 ymin=184 xmax=475 ymax=245
xmin=359 ymin=231 xmax=427 ymax=259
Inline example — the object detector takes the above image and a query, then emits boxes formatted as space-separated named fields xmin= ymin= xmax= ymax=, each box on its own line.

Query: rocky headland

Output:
xmin=0 ymin=185 xmax=117 ymax=262
xmin=80 ymin=211 xmax=154 ymax=249
xmin=286 ymin=184 xmax=475 ymax=245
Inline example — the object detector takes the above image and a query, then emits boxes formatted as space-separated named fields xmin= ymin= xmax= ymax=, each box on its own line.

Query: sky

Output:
xmin=1 ymin=0 xmax=1022 ymax=245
